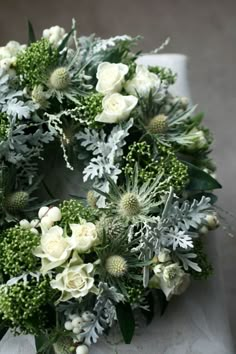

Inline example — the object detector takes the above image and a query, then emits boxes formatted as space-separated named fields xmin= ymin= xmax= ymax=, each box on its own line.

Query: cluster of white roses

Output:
xmin=149 ymin=249 xmax=190 ymax=300
xmin=0 ymin=40 xmax=25 ymax=74
xmin=21 ymin=206 xmax=99 ymax=302
xmin=95 ymin=62 xmax=162 ymax=124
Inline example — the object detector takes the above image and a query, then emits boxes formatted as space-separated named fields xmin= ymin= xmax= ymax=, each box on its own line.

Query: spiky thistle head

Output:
xmin=4 ymin=191 xmax=29 ymax=214
xmin=119 ymin=192 xmax=141 ymax=217
xmin=105 ymin=255 xmax=128 ymax=278
xmin=147 ymin=114 xmax=168 ymax=134
xmin=49 ymin=67 xmax=71 ymax=90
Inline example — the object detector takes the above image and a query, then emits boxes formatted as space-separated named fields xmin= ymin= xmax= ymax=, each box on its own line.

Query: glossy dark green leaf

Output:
xmin=57 ymin=28 xmax=74 ymax=53
xmin=157 ymin=289 xmax=169 ymax=316
xmin=142 ymin=292 xmax=154 ymax=324
xmin=116 ymin=302 xmax=135 ymax=344
xmin=35 ymin=335 xmax=55 ymax=354
xmin=27 ymin=20 xmax=36 ymax=44
xmin=0 ymin=323 xmax=8 ymax=341
xmin=184 ymin=162 xmax=222 ymax=191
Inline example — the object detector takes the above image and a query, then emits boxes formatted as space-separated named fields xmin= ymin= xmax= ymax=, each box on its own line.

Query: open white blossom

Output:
xmin=96 ymin=62 xmax=129 ymax=94
xmin=33 ymin=225 xmax=71 ymax=274
xmin=125 ymin=64 xmax=161 ymax=97
xmin=50 ymin=263 xmax=96 ymax=302
xmin=95 ymin=93 xmax=138 ymax=124
xmin=42 ymin=25 xmax=67 ymax=47
xmin=69 ymin=222 xmax=98 ymax=253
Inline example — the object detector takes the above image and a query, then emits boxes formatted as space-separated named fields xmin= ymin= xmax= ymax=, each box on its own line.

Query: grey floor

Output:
xmin=0 ymin=0 xmax=236 ymax=347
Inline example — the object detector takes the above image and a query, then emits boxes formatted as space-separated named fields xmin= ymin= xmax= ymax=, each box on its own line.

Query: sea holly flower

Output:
xmin=95 ymin=93 xmax=138 ymax=124
xmin=33 ymin=225 xmax=71 ymax=274
xmin=69 ymin=221 xmax=98 ymax=253
xmin=50 ymin=262 xmax=96 ymax=302
xmin=96 ymin=62 xmax=129 ymax=95
xmin=125 ymin=64 xmax=161 ymax=97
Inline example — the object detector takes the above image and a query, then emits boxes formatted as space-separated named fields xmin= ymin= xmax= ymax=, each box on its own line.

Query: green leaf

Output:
xmin=27 ymin=20 xmax=36 ymax=44
xmin=184 ymin=162 xmax=222 ymax=191
xmin=0 ymin=322 xmax=8 ymax=341
xmin=157 ymin=290 xmax=169 ymax=316
xmin=142 ymin=292 xmax=154 ymax=324
xmin=57 ymin=27 xmax=74 ymax=53
xmin=116 ymin=302 xmax=135 ymax=344
xmin=35 ymin=335 xmax=55 ymax=354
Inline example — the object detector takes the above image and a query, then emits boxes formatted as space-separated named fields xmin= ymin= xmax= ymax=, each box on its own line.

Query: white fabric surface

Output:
xmin=0 ymin=54 xmax=234 ymax=354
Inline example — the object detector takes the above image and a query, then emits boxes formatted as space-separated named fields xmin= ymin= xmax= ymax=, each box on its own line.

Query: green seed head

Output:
xmin=119 ymin=192 xmax=141 ymax=217
xmin=87 ymin=190 xmax=97 ymax=208
xmin=4 ymin=191 xmax=29 ymax=214
xmin=105 ymin=255 xmax=128 ymax=277
xmin=31 ymin=85 xmax=47 ymax=106
xmin=49 ymin=67 xmax=70 ymax=90
xmin=147 ymin=114 xmax=168 ymax=134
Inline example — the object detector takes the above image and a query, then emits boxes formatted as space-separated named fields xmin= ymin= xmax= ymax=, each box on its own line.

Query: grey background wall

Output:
xmin=0 ymin=0 xmax=236 ymax=343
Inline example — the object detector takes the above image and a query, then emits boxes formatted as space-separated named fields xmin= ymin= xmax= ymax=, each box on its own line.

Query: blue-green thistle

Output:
xmin=4 ymin=191 xmax=29 ymax=214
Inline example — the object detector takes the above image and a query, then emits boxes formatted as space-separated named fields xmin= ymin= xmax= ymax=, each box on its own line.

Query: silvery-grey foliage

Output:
xmin=80 ymin=282 xmax=124 ymax=346
xmin=129 ymin=189 xmax=212 ymax=283
xmin=76 ymin=119 xmax=133 ymax=207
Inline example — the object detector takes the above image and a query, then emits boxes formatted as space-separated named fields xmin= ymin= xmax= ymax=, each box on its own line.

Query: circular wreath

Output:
xmin=0 ymin=21 xmax=221 ymax=354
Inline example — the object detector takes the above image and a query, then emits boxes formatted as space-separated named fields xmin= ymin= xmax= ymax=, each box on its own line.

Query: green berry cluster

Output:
xmin=148 ymin=66 xmax=177 ymax=85
xmin=60 ymin=199 xmax=99 ymax=226
xmin=126 ymin=283 xmax=144 ymax=304
xmin=123 ymin=141 xmax=189 ymax=192
xmin=190 ymin=238 xmax=213 ymax=280
xmin=0 ymin=113 xmax=9 ymax=140
xmin=75 ymin=93 xmax=104 ymax=128
xmin=16 ymin=39 xmax=58 ymax=87
xmin=0 ymin=226 xmax=39 ymax=277
xmin=0 ymin=277 xmax=53 ymax=334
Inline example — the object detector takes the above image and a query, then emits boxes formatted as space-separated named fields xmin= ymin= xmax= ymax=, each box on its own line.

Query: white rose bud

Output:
xmin=95 ymin=93 xmax=138 ymax=124
xmin=64 ymin=321 xmax=73 ymax=331
xmin=40 ymin=215 xmax=54 ymax=229
xmin=73 ymin=327 xmax=81 ymax=334
xmin=30 ymin=219 xmax=40 ymax=228
xmin=38 ymin=206 xmax=49 ymax=219
xmin=205 ymin=214 xmax=220 ymax=230
xmin=30 ymin=227 xmax=39 ymax=235
xmin=47 ymin=207 xmax=62 ymax=222
xmin=19 ymin=219 xmax=30 ymax=229
xmin=72 ymin=317 xmax=83 ymax=328
xmin=76 ymin=345 xmax=89 ymax=354
xmin=125 ymin=65 xmax=161 ymax=97
xmin=96 ymin=62 xmax=129 ymax=94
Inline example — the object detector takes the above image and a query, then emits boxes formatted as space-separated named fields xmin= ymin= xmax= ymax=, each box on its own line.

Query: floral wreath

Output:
xmin=0 ymin=20 xmax=222 ymax=354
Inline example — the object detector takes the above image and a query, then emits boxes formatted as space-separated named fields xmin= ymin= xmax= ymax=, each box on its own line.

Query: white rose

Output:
xmin=96 ymin=62 xmax=129 ymax=94
xmin=95 ymin=93 xmax=138 ymax=124
xmin=50 ymin=263 xmax=95 ymax=301
xmin=125 ymin=65 xmax=161 ymax=97
xmin=33 ymin=225 xmax=71 ymax=274
xmin=47 ymin=206 xmax=62 ymax=222
xmin=69 ymin=222 xmax=98 ymax=253
xmin=42 ymin=25 xmax=66 ymax=47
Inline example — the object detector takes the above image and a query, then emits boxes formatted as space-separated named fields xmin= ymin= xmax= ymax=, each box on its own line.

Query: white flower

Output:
xmin=76 ymin=345 xmax=89 ymax=354
xmin=42 ymin=25 xmax=67 ymax=47
xmin=125 ymin=64 xmax=161 ymax=97
xmin=158 ymin=249 xmax=171 ymax=263
xmin=40 ymin=216 xmax=54 ymax=229
xmin=19 ymin=219 xmax=30 ymax=229
xmin=96 ymin=62 xmax=129 ymax=94
xmin=69 ymin=222 xmax=98 ymax=253
xmin=50 ymin=263 xmax=95 ymax=301
xmin=0 ymin=41 xmax=25 ymax=74
xmin=33 ymin=225 xmax=71 ymax=274
xmin=152 ymin=263 xmax=190 ymax=300
xmin=95 ymin=93 xmax=138 ymax=124
xmin=47 ymin=207 xmax=62 ymax=222
xmin=38 ymin=206 xmax=49 ymax=219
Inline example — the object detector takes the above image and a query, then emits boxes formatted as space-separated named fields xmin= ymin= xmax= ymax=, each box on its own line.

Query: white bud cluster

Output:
xmin=38 ymin=206 xmax=62 ymax=229
xmin=64 ymin=311 xmax=96 ymax=342
xmin=19 ymin=218 xmax=40 ymax=235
